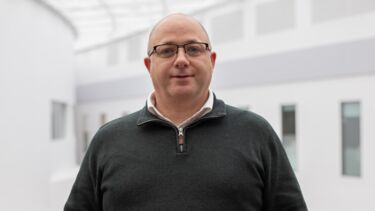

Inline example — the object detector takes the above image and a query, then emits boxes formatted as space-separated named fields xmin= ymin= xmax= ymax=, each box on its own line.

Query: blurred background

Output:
xmin=1 ymin=0 xmax=374 ymax=210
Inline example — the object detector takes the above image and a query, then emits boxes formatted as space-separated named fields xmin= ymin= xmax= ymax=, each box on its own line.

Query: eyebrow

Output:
xmin=156 ymin=39 xmax=201 ymax=46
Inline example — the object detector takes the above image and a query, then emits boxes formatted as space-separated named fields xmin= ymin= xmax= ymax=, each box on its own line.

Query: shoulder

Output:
xmin=99 ymin=110 xmax=141 ymax=132
xmin=223 ymin=104 xmax=284 ymax=155
xmin=221 ymin=103 xmax=280 ymax=147
xmin=88 ymin=109 xmax=142 ymax=149
xmin=225 ymin=104 xmax=273 ymax=132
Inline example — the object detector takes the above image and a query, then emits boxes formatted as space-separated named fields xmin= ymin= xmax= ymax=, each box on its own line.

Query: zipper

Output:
xmin=139 ymin=112 xmax=225 ymax=154
xmin=177 ymin=127 xmax=185 ymax=153
xmin=175 ymin=114 xmax=225 ymax=153
xmin=138 ymin=118 xmax=186 ymax=153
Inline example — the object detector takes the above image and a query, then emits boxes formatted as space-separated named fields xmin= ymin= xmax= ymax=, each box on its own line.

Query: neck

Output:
xmin=154 ymin=91 xmax=209 ymax=125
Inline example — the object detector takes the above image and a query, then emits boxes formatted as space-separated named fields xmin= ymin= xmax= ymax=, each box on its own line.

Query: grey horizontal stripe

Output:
xmin=212 ymin=38 xmax=375 ymax=89
xmin=77 ymin=38 xmax=375 ymax=104
xmin=77 ymin=76 xmax=153 ymax=104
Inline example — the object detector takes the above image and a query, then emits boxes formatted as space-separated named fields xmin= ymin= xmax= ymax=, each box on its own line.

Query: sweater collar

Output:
xmin=146 ymin=90 xmax=214 ymax=128
xmin=136 ymin=94 xmax=226 ymax=126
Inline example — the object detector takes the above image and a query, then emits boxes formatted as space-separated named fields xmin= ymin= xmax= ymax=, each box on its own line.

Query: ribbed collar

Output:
xmin=137 ymin=93 xmax=226 ymax=126
xmin=146 ymin=90 xmax=214 ymax=128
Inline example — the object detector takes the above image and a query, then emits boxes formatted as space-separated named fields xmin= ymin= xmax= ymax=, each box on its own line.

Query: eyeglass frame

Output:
xmin=147 ymin=41 xmax=211 ymax=58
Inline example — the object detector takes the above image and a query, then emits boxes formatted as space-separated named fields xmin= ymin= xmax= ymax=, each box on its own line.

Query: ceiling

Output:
xmin=42 ymin=0 xmax=231 ymax=49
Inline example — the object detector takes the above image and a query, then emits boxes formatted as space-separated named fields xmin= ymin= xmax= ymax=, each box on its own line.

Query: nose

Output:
xmin=174 ymin=47 xmax=189 ymax=69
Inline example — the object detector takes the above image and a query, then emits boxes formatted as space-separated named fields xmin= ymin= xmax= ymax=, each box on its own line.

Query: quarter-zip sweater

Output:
xmin=65 ymin=97 xmax=308 ymax=211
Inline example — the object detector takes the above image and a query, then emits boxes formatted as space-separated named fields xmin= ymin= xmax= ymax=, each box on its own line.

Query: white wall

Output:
xmin=0 ymin=0 xmax=76 ymax=210
xmin=75 ymin=33 xmax=149 ymax=85
xmin=208 ymin=0 xmax=375 ymax=61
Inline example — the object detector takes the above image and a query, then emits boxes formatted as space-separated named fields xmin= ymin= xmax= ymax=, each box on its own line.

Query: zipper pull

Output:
xmin=178 ymin=127 xmax=184 ymax=153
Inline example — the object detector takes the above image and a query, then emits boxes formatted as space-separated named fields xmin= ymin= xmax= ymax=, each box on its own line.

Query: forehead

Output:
xmin=149 ymin=15 xmax=209 ymax=45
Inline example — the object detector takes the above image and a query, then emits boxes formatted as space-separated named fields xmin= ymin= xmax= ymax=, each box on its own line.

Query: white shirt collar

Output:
xmin=147 ymin=90 xmax=214 ymax=128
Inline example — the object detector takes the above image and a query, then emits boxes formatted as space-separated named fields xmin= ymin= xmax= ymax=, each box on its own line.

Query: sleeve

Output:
xmin=64 ymin=133 xmax=103 ymax=211
xmin=261 ymin=123 xmax=308 ymax=211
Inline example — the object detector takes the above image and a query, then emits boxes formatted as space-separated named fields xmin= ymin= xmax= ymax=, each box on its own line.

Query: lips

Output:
xmin=171 ymin=74 xmax=193 ymax=78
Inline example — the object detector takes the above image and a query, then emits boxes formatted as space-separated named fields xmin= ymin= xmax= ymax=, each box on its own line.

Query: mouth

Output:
xmin=171 ymin=75 xmax=194 ymax=79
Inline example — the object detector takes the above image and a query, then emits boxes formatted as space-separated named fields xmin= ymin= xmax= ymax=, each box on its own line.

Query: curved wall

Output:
xmin=0 ymin=0 xmax=75 ymax=210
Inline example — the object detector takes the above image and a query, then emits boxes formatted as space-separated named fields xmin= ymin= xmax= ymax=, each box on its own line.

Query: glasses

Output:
xmin=148 ymin=42 xmax=211 ymax=58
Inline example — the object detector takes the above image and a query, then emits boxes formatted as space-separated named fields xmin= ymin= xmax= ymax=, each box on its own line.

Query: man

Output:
xmin=64 ymin=14 xmax=308 ymax=211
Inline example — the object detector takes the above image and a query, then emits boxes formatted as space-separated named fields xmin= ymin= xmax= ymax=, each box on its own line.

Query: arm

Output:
xmin=64 ymin=136 xmax=103 ymax=211
xmin=261 ymin=123 xmax=308 ymax=211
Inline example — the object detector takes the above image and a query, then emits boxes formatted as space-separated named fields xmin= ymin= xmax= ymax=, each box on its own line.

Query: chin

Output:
xmin=171 ymin=85 xmax=208 ymax=97
xmin=169 ymin=89 xmax=196 ymax=98
xmin=171 ymin=91 xmax=193 ymax=98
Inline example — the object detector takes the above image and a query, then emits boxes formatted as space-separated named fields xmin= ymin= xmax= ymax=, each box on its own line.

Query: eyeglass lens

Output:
xmin=155 ymin=43 xmax=207 ymax=58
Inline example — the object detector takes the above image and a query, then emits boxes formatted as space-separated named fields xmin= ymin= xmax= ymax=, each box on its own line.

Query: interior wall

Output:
xmin=0 ymin=0 xmax=76 ymax=210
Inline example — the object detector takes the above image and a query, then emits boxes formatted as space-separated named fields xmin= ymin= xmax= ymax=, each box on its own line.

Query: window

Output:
xmin=107 ymin=43 xmax=118 ymax=66
xmin=342 ymin=102 xmax=361 ymax=176
xmin=83 ymin=130 xmax=90 ymax=151
xmin=211 ymin=10 xmax=244 ymax=44
xmin=256 ymin=0 xmax=295 ymax=35
xmin=51 ymin=101 xmax=67 ymax=140
xmin=127 ymin=36 xmax=141 ymax=62
xmin=238 ymin=105 xmax=251 ymax=111
xmin=77 ymin=115 xmax=90 ymax=164
xmin=282 ymin=105 xmax=297 ymax=170
xmin=100 ymin=113 xmax=107 ymax=126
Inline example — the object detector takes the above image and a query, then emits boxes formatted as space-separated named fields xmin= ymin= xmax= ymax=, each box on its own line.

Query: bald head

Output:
xmin=147 ymin=13 xmax=211 ymax=54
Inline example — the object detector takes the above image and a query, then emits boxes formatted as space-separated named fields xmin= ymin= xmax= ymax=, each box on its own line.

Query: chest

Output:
xmin=99 ymin=130 xmax=265 ymax=209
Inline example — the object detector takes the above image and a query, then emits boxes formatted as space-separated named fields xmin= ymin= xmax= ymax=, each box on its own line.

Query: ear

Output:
xmin=210 ymin=51 xmax=217 ymax=69
xmin=144 ymin=57 xmax=151 ymax=73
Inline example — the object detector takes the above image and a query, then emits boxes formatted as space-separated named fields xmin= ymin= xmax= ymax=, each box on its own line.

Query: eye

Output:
xmin=185 ymin=44 xmax=204 ymax=56
xmin=156 ymin=45 xmax=177 ymax=57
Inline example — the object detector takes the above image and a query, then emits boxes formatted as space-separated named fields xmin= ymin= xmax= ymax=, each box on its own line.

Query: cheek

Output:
xmin=197 ymin=63 xmax=214 ymax=78
xmin=150 ymin=68 xmax=169 ymax=85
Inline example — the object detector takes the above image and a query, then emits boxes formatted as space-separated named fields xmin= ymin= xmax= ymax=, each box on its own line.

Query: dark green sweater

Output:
xmin=64 ymin=98 xmax=307 ymax=211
